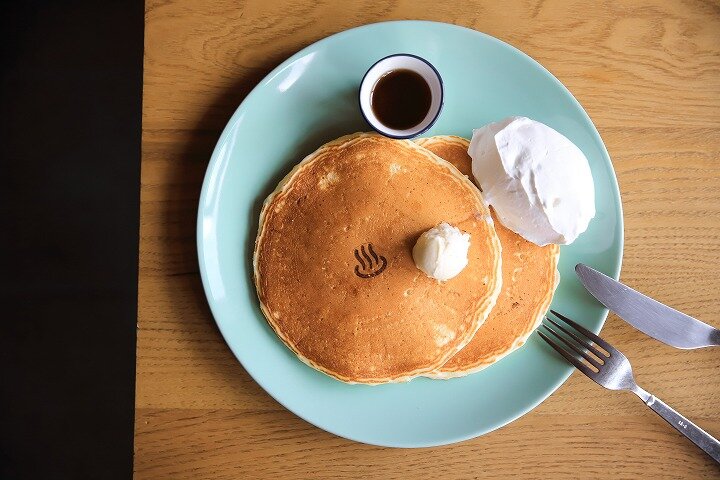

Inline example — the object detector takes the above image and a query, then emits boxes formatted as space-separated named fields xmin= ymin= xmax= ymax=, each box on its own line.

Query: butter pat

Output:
xmin=412 ymin=223 xmax=471 ymax=281
xmin=469 ymin=116 xmax=595 ymax=246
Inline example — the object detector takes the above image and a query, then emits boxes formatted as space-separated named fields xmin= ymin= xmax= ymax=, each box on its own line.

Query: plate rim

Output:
xmin=196 ymin=20 xmax=624 ymax=447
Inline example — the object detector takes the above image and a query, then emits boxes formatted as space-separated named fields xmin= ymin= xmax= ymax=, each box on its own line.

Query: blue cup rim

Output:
xmin=358 ymin=53 xmax=444 ymax=139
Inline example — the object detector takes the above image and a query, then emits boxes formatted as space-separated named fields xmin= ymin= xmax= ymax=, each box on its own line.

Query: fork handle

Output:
xmin=644 ymin=394 xmax=720 ymax=463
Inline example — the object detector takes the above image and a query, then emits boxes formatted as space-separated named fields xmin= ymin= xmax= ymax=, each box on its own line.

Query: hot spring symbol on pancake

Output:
xmin=353 ymin=243 xmax=387 ymax=278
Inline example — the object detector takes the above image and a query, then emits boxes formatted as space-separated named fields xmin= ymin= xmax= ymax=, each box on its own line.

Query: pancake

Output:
xmin=254 ymin=133 xmax=502 ymax=384
xmin=415 ymin=136 xmax=560 ymax=378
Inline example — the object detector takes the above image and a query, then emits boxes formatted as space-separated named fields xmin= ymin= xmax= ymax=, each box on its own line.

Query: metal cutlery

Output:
xmin=538 ymin=310 xmax=720 ymax=463
xmin=576 ymin=263 xmax=720 ymax=349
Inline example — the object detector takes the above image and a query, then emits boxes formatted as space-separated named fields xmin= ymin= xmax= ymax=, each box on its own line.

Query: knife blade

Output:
xmin=575 ymin=263 xmax=720 ymax=349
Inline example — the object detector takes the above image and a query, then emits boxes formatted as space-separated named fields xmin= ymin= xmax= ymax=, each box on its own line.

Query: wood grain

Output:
xmin=137 ymin=0 xmax=720 ymax=478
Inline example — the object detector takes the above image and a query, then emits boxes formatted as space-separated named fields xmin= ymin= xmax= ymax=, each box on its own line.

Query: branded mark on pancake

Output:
xmin=353 ymin=243 xmax=387 ymax=278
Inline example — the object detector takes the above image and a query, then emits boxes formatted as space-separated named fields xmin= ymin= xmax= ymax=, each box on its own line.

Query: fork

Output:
xmin=538 ymin=310 xmax=720 ymax=463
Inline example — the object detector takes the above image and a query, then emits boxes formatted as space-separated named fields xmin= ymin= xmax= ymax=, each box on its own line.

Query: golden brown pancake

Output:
xmin=254 ymin=133 xmax=502 ymax=384
xmin=415 ymin=136 xmax=560 ymax=377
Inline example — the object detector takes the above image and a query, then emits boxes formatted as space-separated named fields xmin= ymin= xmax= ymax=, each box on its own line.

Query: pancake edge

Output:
xmin=426 ymin=257 xmax=559 ymax=379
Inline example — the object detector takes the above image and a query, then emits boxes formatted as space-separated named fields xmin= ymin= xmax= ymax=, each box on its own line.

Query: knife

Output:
xmin=575 ymin=263 xmax=720 ymax=349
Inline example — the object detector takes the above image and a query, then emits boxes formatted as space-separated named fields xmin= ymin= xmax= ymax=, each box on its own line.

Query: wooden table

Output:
xmin=136 ymin=1 xmax=720 ymax=477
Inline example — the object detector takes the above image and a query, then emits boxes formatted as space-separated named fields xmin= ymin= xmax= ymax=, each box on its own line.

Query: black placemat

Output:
xmin=1 ymin=1 xmax=143 ymax=478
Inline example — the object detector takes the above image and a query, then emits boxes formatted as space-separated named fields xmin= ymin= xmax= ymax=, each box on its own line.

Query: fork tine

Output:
xmin=549 ymin=309 xmax=615 ymax=354
xmin=541 ymin=319 xmax=604 ymax=368
xmin=545 ymin=316 xmax=607 ymax=361
xmin=537 ymin=328 xmax=597 ymax=378
xmin=540 ymin=322 xmax=603 ymax=370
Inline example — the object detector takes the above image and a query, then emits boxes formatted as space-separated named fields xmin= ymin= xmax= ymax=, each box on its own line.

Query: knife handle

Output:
xmin=645 ymin=395 xmax=720 ymax=463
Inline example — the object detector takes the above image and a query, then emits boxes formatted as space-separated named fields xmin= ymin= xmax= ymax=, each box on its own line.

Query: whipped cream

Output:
xmin=412 ymin=223 xmax=470 ymax=281
xmin=468 ymin=116 xmax=595 ymax=246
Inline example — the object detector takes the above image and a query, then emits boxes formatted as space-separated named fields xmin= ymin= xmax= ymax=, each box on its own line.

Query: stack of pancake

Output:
xmin=254 ymin=133 xmax=559 ymax=384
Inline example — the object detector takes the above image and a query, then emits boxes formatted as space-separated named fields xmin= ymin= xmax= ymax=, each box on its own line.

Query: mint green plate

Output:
xmin=198 ymin=21 xmax=623 ymax=447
